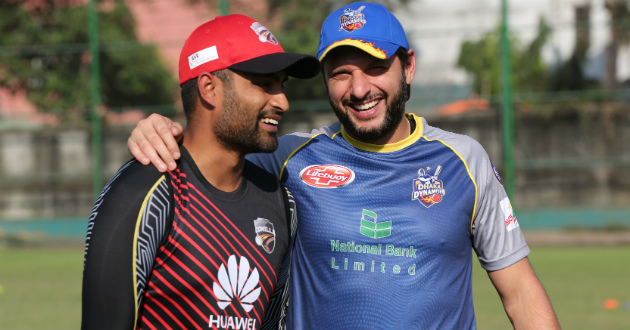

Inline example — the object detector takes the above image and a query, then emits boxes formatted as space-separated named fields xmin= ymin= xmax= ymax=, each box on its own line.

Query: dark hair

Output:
xmin=180 ymin=69 xmax=234 ymax=120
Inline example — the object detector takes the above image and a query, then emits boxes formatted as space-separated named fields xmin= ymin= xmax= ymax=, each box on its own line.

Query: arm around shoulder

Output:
xmin=488 ymin=257 xmax=561 ymax=329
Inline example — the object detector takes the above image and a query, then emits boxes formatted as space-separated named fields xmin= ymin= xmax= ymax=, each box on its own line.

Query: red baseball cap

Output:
xmin=179 ymin=14 xmax=319 ymax=86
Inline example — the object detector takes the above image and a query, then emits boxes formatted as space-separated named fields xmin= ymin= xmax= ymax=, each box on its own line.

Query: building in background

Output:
xmin=398 ymin=0 xmax=629 ymax=86
xmin=397 ymin=0 xmax=630 ymax=114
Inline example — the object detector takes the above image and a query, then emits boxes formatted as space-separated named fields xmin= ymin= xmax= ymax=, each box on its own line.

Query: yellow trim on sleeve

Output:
xmin=420 ymin=135 xmax=479 ymax=236
xmin=132 ymin=175 xmax=167 ymax=327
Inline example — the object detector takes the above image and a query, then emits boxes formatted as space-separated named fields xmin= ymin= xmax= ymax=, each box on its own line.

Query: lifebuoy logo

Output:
xmin=299 ymin=165 xmax=355 ymax=188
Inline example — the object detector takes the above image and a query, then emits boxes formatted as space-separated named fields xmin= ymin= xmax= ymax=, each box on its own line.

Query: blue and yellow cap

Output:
xmin=317 ymin=2 xmax=409 ymax=61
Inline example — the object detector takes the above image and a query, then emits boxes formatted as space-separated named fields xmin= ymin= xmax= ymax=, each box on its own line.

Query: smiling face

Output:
xmin=214 ymin=70 xmax=289 ymax=154
xmin=323 ymin=47 xmax=415 ymax=145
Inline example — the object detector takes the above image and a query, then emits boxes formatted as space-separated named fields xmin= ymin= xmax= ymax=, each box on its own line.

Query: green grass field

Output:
xmin=0 ymin=246 xmax=628 ymax=329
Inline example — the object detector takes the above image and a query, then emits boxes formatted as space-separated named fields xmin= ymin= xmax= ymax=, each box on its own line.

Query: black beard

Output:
xmin=214 ymin=88 xmax=279 ymax=155
xmin=329 ymin=70 xmax=408 ymax=143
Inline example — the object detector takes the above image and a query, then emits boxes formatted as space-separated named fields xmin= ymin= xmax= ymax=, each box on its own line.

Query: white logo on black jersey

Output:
xmin=212 ymin=255 xmax=261 ymax=312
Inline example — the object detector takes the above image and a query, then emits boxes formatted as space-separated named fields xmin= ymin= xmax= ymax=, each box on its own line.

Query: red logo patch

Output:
xmin=299 ymin=165 xmax=355 ymax=188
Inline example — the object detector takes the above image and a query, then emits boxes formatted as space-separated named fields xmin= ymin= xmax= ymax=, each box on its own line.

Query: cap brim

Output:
xmin=318 ymin=38 xmax=403 ymax=62
xmin=229 ymin=53 xmax=320 ymax=79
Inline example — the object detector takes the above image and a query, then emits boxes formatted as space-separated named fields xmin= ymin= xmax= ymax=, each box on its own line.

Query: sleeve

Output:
xmin=81 ymin=160 xmax=173 ymax=330
xmin=469 ymin=142 xmax=530 ymax=271
xmin=260 ymin=187 xmax=298 ymax=330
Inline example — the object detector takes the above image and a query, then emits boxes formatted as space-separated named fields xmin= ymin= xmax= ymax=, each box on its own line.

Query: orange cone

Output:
xmin=603 ymin=298 xmax=620 ymax=310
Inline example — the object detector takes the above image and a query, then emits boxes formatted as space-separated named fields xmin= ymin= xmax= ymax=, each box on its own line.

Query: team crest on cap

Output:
xmin=254 ymin=217 xmax=276 ymax=254
xmin=412 ymin=166 xmax=446 ymax=207
xmin=250 ymin=22 xmax=278 ymax=45
xmin=339 ymin=6 xmax=366 ymax=32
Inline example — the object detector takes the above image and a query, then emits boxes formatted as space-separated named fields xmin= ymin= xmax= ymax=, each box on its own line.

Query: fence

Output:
xmin=0 ymin=0 xmax=629 ymax=241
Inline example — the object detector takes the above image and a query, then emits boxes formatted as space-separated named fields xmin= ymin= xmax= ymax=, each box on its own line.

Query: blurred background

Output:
xmin=0 ymin=0 xmax=628 ymax=329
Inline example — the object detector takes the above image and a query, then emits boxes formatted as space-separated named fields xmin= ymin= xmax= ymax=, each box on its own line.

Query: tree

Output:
xmin=0 ymin=0 xmax=177 ymax=124
xmin=456 ymin=17 xmax=552 ymax=99
xmin=603 ymin=0 xmax=630 ymax=88
xmin=549 ymin=4 xmax=599 ymax=91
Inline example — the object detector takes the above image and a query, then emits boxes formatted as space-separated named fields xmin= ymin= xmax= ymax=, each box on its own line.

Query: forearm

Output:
xmin=490 ymin=257 xmax=561 ymax=330
xmin=500 ymin=278 xmax=561 ymax=329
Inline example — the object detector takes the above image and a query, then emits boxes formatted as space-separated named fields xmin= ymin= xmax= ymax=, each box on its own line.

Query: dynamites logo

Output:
xmin=254 ymin=218 xmax=275 ymax=254
xmin=250 ymin=22 xmax=278 ymax=45
xmin=359 ymin=209 xmax=392 ymax=239
xmin=500 ymin=197 xmax=520 ymax=232
xmin=412 ymin=166 xmax=446 ymax=207
xmin=299 ymin=165 xmax=355 ymax=188
xmin=339 ymin=6 xmax=367 ymax=32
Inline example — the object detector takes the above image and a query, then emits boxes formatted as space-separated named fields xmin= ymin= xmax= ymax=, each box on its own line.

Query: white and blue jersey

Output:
xmin=247 ymin=114 xmax=529 ymax=329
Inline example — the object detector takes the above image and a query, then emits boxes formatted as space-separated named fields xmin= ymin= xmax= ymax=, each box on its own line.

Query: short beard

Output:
xmin=329 ymin=69 xmax=408 ymax=142
xmin=215 ymin=86 xmax=278 ymax=155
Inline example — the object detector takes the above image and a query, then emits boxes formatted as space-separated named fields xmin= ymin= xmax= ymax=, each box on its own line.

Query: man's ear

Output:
xmin=404 ymin=49 xmax=416 ymax=85
xmin=197 ymin=72 xmax=219 ymax=108
xmin=320 ymin=67 xmax=330 ymax=94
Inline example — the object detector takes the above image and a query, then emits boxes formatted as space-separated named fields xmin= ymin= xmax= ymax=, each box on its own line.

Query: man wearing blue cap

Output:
xmin=127 ymin=3 xmax=560 ymax=329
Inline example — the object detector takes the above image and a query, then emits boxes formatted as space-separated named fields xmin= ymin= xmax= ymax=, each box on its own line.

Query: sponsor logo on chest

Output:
xmin=209 ymin=255 xmax=260 ymax=329
xmin=299 ymin=164 xmax=355 ymax=188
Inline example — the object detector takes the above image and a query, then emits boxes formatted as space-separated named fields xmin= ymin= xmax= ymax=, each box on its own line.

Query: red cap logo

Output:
xmin=299 ymin=165 xmax=355 ymax=188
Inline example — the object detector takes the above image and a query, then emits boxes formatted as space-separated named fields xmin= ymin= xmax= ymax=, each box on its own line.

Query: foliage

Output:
xmin=0 ymin=0 xmax=177 ymax=124
xmin=458 ymin=2 xmax=630 ymax=96
xmin=456 ymin=17 xmax=552 ymax=98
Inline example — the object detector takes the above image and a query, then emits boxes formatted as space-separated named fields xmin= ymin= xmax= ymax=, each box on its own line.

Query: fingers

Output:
xmin=128 ymin=134 xmax=151 ymax=166
xmin=167 ymin=122 xmax=184 ymax=160
xmin=128 ymin=114 xmax=182 ymax=172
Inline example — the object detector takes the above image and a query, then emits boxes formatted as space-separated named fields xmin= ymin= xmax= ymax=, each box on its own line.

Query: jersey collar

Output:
xmin=340 ymin=113 xmax=424 ymax=153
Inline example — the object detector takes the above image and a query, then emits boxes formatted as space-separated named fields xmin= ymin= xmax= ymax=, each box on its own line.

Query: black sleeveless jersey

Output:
xmin=82 ymin=147 xmax=297 ymax=330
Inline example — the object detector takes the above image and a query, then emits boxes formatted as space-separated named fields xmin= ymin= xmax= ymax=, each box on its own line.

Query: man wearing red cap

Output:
xmin=126 ymin=3 xmax=560 ymax=330
xmin=81 ymin=14 xmax=318 ymax=330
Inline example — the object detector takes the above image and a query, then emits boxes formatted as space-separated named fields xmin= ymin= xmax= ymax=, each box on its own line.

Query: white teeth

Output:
xmin=355 ymin=99 xmax=379 ymax=111
xmin=260 ymin=118 xmax=278 ymax=125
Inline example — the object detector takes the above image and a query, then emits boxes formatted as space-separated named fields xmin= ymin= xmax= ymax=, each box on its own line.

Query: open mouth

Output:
xmin=259 ymin=115 xmax=281 ymax=133
xmin=354 ymin=99 xmax=379 ymax=111
xmin=348 ymin=97 xmax=383 ymax=116
xmin=260 ymin=118 xmax=279 ymax=126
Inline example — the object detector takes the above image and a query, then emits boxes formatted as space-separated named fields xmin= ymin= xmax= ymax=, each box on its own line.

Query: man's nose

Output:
xmin=270 ymin=92 xmax=289 ymax=112
xmin=349 ymin=71 xmax=371 ymax=100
